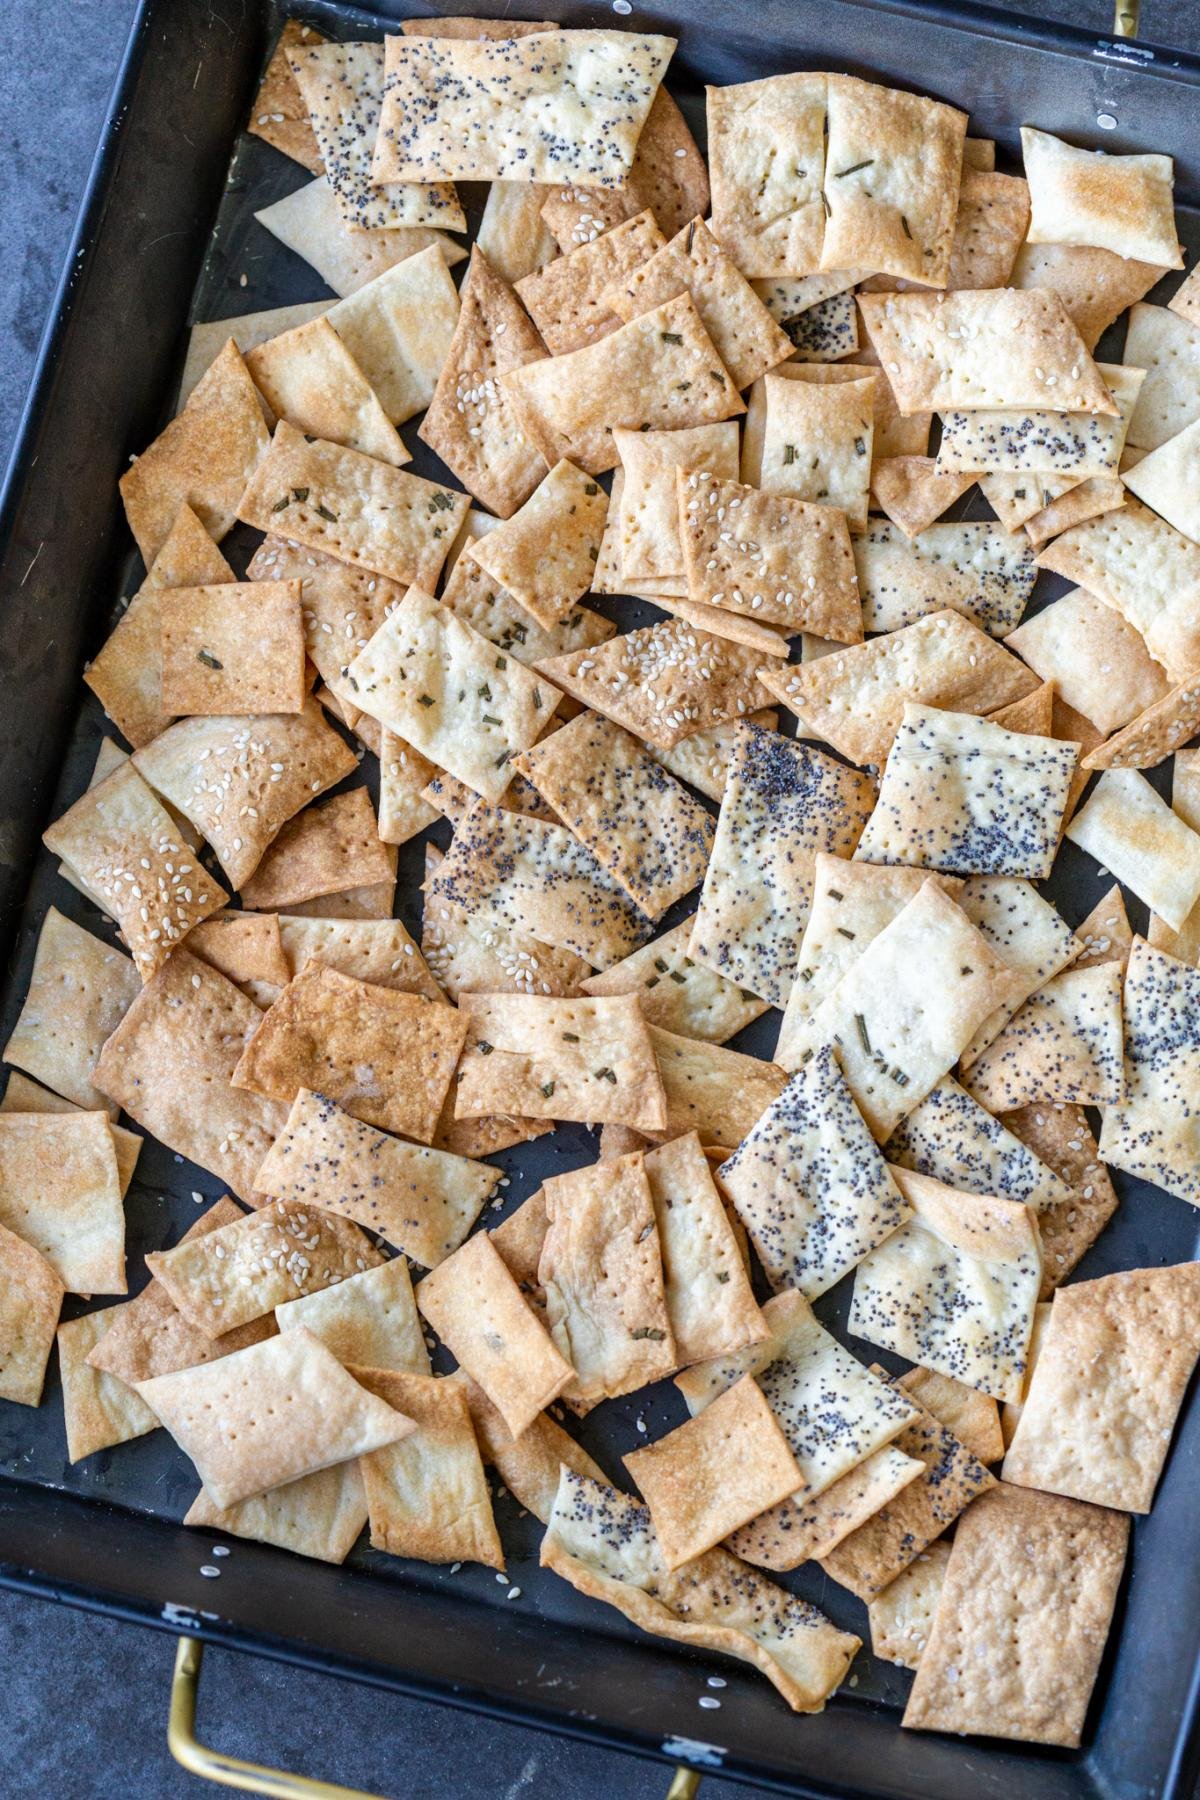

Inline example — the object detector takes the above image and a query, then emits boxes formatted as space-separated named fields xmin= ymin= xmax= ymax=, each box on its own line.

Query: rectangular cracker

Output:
xmin=727 ymin=1443 xmax=924 ymax=1572
xmin=1080 ymin=669 xmax=1200 ymax=773
xmin=688 ymin=724 xmax=875 ymax=1005
xmin=465 ymin=459 xmax=609 ymax=628
xmin=870 ymin=1540 xmax=952 ymax=1668
xmin=58 ymin=1311 xmax=160 ymax=1461
xmin=188 ymin=913 xmax=289 ymax=1007
xmin=748 ymin=363 xmax=932 ymax=483
xmin=902 ymin=1483 xmax=1130 ymax=1746
xmin=357 ymin=1367 xmax=504 ymax=1569
xmin=760 ymin=370 xmax=875 ymax=532
xmin=184 ymin=1461 xmax=369 ymax=1564
xmin=421 ymin=842 xmax=589 ymax=1005
xmin=644 ymin=1131 xmax=767 ymax=1365
xmin=277 ymin=915 xmax=440 ymax=1000
xmin=0 ymin=1111 xmax=124 ymax=1296
xmin=455 ymin=993 xmax=667 ymax=1133
xmin=3 ymin=907 xmax=139 ymax=1117
xmin=0 ymin=1222 xmax=63 ymax=1407
xmin=886 ymin=1078 xmax=1073 ymax=1218
xmin=323 ymin=243 xmax=461 ymax=424
xmin=1124 ymin=301 xmax=1200 ymax=450
xmin=898 ymin=1364 xmax=1005 ymax=1465
xmin=1067 ymin=768 xmax=1200 ymax=930
xmin=579 ymin=918 xmax=768 ymax=1044
xmin=240 ymin=788 xmax=392 ymax=913
xmin=1006 ymin=586 xmax=1170 ymax=736
xmin=515 ymin=209 xmax=665 ymax=355
xmin=276 ymin=1257 xmax=429 ymax=1374
xmin=706 ymin=73 xmax=828 ymax=279
xmin=1099 ymin=938 xmax=1200 ymax=1204
xmin=1014 ymin=241 xmax=1165 ymax=354
xmin=850 ymin=1167 xmax=1042 ymax=1401
xmin=854 ymin=520 xmax=1036 ymax=638
xmin=246 ymin=532 xmax=402 ymax=708
xmin=379 ymin=729 xmax=440 ymax=847
xmin=158 ymin=580 xmax=305 ymax=716
xmin=720 ymin=1045 xmax=910 ymax=1298
xmin=758 ymin=609 xmax=1039 ymax=769
xmin=244 ymin=315 xmax=409 ymax=467
xmin=961 ymin=962 xmax=1125 ymax=1110
xmin=1022 ymin=126 xmax=1181 ymax=268
xmin=648 ymin=1025 xmax=787 ymax=1149
xmin=440 ymin=535 xmax=615 ymax=665
xmin=455 ymin=1371 xmax=606 ymax=1525
xmin=415 ymin=1229 xmax=573 ymax=1436
xmin=936 ymin=362 xmax=1143 ymax=478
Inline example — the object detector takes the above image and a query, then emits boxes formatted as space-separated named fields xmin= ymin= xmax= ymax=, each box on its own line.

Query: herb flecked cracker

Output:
xmin=579 ymin=917 xmax=769 ymax=1044
xmin=935 ymin=361 xmax=1143 ymax=478
xmin=1100 ymin=938 xmax=1200 ymax=1205
xmin=759 ymin=370 xmax=875 ymax=531
xmin=159 ymin=580 xmax=306 ymax=717
xmin=455 ymin=993 xmax=668 ymax=1133
xmin=465 ymin=459 xmax=609 ymax=628
xmin=706 ymin=72 xmax=828 ymax=278
xmin=440 ymin=538 xmax=615 ymax=664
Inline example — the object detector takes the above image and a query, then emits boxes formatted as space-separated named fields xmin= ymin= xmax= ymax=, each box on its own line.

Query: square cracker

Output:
xmin=0 ymin=1222 xmax=63 ymax=1407
xmin=184 ymin=1461 xmax=369 ymax=1565
xmin=961 ymin=962 xmax=1125 ymax=1110
xmin=759 ymin=370 xmax=875 ymax=532
xmin=644 ymin=1131 xmax=767 ymax=1364
xmin=727 ymin=1443 xmax=923 ymax=1572
xmin=1124 ymin=302 xmax=1200 ymax=450
xmin=855 ymin=705 xmax=1077 ymax=880
xmin=515 ymin=210 xmax=665 ymax=355
xmin=870 ymin=456 xmax=974 ymax=538
xmin=758 ymin=609 xmax=1038 ymax=769
xmin=1021 ymin=127 xmax=1181 ymax=268
xmin=244 ymin=316 xmax=409 ymax=468
xmin=238 ymin=422 xmax=466 ymax=590
xmin=373 ymin=29 xmax=675 ymax=188
xmin=85 ymin=503 xmax=235 ymax=748
xmin=247 ymin=19 xmax=326 ymax=172
xmin=132 ymin=698 xmax=357 ymax=892
xmin=0 ymin=1111 xmax=124 ymax=1296
xmin=465 ymin=459 xmax=608 ymax=629
xmin=502 ymin=294 xmax=744 ymax=478
xmin=858 ymin=289 xmax=1115 ymax=417
xmin=1003 ymin=1261 xmax=1200 ymax=1512
xmin=624 ymin=1374 xmax=801 ymax=1569
xmin=600 ymin=217 xmax=793 ymax=391
xmin=539 ymin=1151 xmax=676 ymax=1409
xmin=416 ymin=1228 xmax=573 ymax=1436
xmin=902 ymin=1483 xmax=1130 ymax=1746
xmin=868 ymin=1538 xmax=952 ymax=1669
xmin=419 ymin=248 xmax=549 ymax=519
xmin=720 ymin=1045 xmax=910 ymax=1299
xmin=614 ymin=423 xmax=740 ymax=584
xmin=119 ymin=341 xmax=270 ymax=566
xmin=579 ymin=918 xmax=769 ymax=1044
xmin=854 ymin=520 xmax=1036 ymax=639
xmin=1013 ymin=240 xmax=1165 ymax=354
xmin=779 ymin=880 xmax=1025 ymax=1139
xmin=345 ymin=586 xmax=560 ymax=803
xmin=850 ymin=1167 xmax=1041 ymax=1402
xmin=323 ymin=244 xmax=461 ymax=425
xmin=136 ymin=1325 xmax=413 ymax=1509
xmin=232 ymin=964 xmax=466 ymax=1145
xmin=254 ymin=1088 xmax=498 ymax=1268
xmin=513 ymin=711 xmax=714 ymax=919
xmin=1067 ymin=768 xmax=1200 ymax=931
xmin=159 ymin=581 xmax=305 ymax=716
xmin=746 ymin=363 xmax=931 ymax=481
xmin=58 ymin=1311 xmax=160 ymax=1462
xmin=357 ymin=1367 xmax=504 ymax=1570
xmin=536 ymin=618 xmax=772 ymax=751
xmin=277 ymin=1257 xmax=429 ymax=1375
xmin=253 ymin=176 xmax=465 ymax=302
xmin=999 ymin=1102 xmax=1119 ymax=1298
xmin=822 ymin=75 xmax=966 ymax=287
xmin=1006 ymin=586 xmax=1170 ymax=736
xmin=94 ymin=950 xmax=289 ymax=1202
xmin=706 ymin=73 xmax=827 ymax=279
xmin=288 ymin=39 xmax=463 ymax=233
xmin=44 ymin=762 xmax=225 ymax=982
xmin=455 ymin=993 xmax=667 ymax=1133
xmin=277 ymin=915 xmax=440 ymax=1001
xmin=1100 ymin=938 xmax=1200 ymax=1204
xmin=886 ymin=1078 xmax=1073 ymax=1221
xmin=688 ymin=724 xmax=875 ymax=1005
xmin=678 ymin=471 xmax=862 ymax=643
xmin=3 ymin=907 xmax=140 ymax=1117
xmin=647 ymin=1025 xmax=787 ymax=1150
xmin=245 ymin=533 xmax=402 ymax=709
xmin=240 ymin=788 xmax=392 ymax=912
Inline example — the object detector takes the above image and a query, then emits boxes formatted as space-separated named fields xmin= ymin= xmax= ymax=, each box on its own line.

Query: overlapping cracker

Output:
xmin=244 ymin=316 xmax=409 ymax=468
xmin=720 ymin=1046 xmax=910 ymax=1298
xmin=897 ymin=1364 xmax=1004 ymax=1465
xmin=58 ymin=1311 xmax=160 ymax=1461
xmin=855 ymin=520 xmax=1036 ymax=638
xmin=937 ymin=361 xmax=1143 ymax=480
xmin=999 ymin=1102 xmax=1119 ymax=1296
xmin=247 ymin=19 xmax=327 ymax=171
xmin=579 ymin=918 xmax=768 ymax=1043
xmin=752 ymin=272 xmax=866 ymax=322
xmin=782 ymin=289 xmax=859 ymax=362
xmin=158 ymin=580 xmax=305 ymax=716
xmin=184 ymin=1461 xmax=369 ymax=1564
xmin=0 ymin=1222 xmax=63 ymax=1407
xmin=1122 ymin=413 xmax=1200 ymax=545
xmin=254 ymin=177 xmax=465 ymax=301
xmin=886 ymin=1078 xmax=1073 ymax=1217
xmin=455 ymin=993 xmax=667 ymax=1133
xmin=323 ymin=244 xmax=461 ymax=424
xmin=871 ymin=456 xmax=974 ymax=538
xmin=239 ymin=788 xmax=391 ymax=914
xmin=357 ymin=1367 xmax=503 ymax=1569
xmin=961 ymin=962 xmax=1125 ymax=1110
xmin=727 ymin=1443 xmax=923 ymax=1572
xmin=957 ymin=875 xmax=1083 ymax=1064
xmin=456 ymin=1371 xmax=606 ymax=1524
xmin=1081 ymin=669 xmax=1200 ymax=772
xmin=276 ymin=1257 xmax=429 ymax=1374
xmin=276 ymin=918 xmax=436 ymax=1005
xmin=1125 ymin=301 xmax=1200 ymax=450
xmin=1074 ymin=882 xmax=1134 ymax=972
xmin=0 ymin=1110 xmax=123 ymax=1295
xmin=648 ymin=1025 xmax=787 ymax=1148
xmin=1013 ymin=240 xmax=1165 ymax=353
xmin=759 ymin=370 xmax=875 ymax=531
xmin=1100 ymin=938 xmax=1200 ymax=1204
xmin=246 ymin=533 xmax=402 ymax=710
xmin=867 ymin=1540 xmax=951 ymax=1669
xmin=856 ymin=705 xmax=1077 ymax=879
xmin=232 ymin=964 xmax=466 ymax=1144
xmin=706 ymin=73 xmax=827 ymax=279
xmin=465 ymin=461 xmax=608 ymax=629
xmin=758 ymin=609 xmax=1038 ymax=769
xmin=850 ymin=1167 xmax=1041 ymax=1401
xmin=647 ymin=706 xmax=777 ymax=802
xmin=515 ymin=209 xmax=665 ymax=354
xmin=3 ymin=908 xmax=139 ymax=1116
xmin=643 ymin=1131 xmax=766 ymax=1365
xmin=1068 ymin=768 xmax=1200 ymax=930
xmin=1021 ymin=127 xmax=1181 ymax=268
xmin=420 ymin=842 xmax=588 ymax=1006
xmin=440 ymin=537 xmax=615 ymax=665
xmin=613 ymin=423 xmax=739 ymax=584
xmin=1007 ymin=586 xmax=1170 ymax=736
xmin=477 ymin=180 xmax=557 ymax=286
xmin=749 ymin=363 xmax=932 ymax=480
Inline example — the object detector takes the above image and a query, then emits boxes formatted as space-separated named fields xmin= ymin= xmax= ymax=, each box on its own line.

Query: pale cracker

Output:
xmin=0 ymin=1223 xmax=63 ymax=1408
xmin=885 ymin=1077 xmax=1073 ymax=1218
xmin=3 ymin=907 xmax=140 ymax=1117
xmin=465 ymin=459 xmax=608 ymax=628
xmin=1099 ymin=937 xmax=1200 ymax=1205
xmin=1022 ymin=126 xmax=1181 ymax=268
xmin=245 ymin=317 xmax=409 ymax=466
xmin=644 ymin=1132 xmax=767 ymax=1366
xmin=0 ymin=1111 xmax=123 ymax=1296
xmin=706 ymin=72 xmax=827 ymax=279
xmin=614 ymin=422 xmax=739 ymax=584
xmin=1122 ymin=413 xmax=1200 ymax=545
xmin=324 ymin=244 xmax=461 ymax=424
xmin=514 ymin=209 xmax=665 ymax=355
xmin=1013 ymin=239 xmax=1165 ymax=353
xmin=454 ymin=993 xmax=667 ymax=1133
xmin=759 ymin=370 xmax=875 ymax=532
xmin=253 ymin=177 xmax=464 ymax=301
xmin=476 ymin=180 xmax=557 ymax=287
xmin=1006 ymin=586 xmax=1170 ymax=736
xmin=1067 ymin=767 xmax=1200 ymax=931
xmin=184 ymin=1462 xmax=368 ymax=1564
xmin=868 ymin=1540 xmax=951 ymax=1669
xmin=961 ymin=962 xmax=1126 ymax=1110
xmin=870 ymin=456 xmax=974 ymax=538
xmin=579 ymin=917 xmax=769 ymax=1044
xmin=276 ymin=1257 xmax=429 ymax=1374
xmin=854 ymin=520 xmax=1036 ymax=638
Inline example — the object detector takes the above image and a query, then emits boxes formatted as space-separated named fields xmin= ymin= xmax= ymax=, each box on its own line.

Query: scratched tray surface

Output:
xmin=3 ymin=0 xmax=1200 ymax=1777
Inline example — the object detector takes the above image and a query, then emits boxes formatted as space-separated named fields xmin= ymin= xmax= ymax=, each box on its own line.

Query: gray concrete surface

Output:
xmin=1 ymin=1 xmax=1197 ymax=1797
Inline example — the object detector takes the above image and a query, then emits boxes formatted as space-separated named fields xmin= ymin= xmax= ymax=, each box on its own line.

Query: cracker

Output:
xmin=746 ymin=363 xmax=932 ymax=480
xmin=440 ymin=541 xmax=615 ymax=664
xmin=897 ymin=1365 xmax=1005 ymax=1465
xmin=820 ymin=1381 xmax=995 ymax=1600
xmin=1124 ymin=301 xmax=1200 ymax=451
xmin=1024 ymin=476 xmax=1127 ymax=546
xmin=858 ymin=289 xmax=1115 ymax=416
xmin=688 ymin=724 xmax=874 ymax=1004
xmin=543 ymin=1469 xmax=859 ymax=1712
xmin=137 ymin=1325 xmax=412 ymax=1509
xmin=0 ymin=1222 xmax=63 ymax=1407
xmin=886 ymin=1077 xmax=1073 ymax=1218
xmin=489 ymin=1190 xmax=550 ymax=1294
xmin=186 ymin=914 xmax=288 ymax=1008
xmin=184 ymin=1461 xmax=369 ymax=1564
xmin=0 ymin=1111 xmax=124 ymax=1296
xmin=1122 ymin=412 xmax=1200 ymax=544
xmin=86 ymin=504 xmax=235 ymax=748
xmin=420 ymin=843 xmax=589 ymax=1006
xmin=323 ymin=243 xmax=460 ymax=425
xmin=515 ymin=210 xmax=665 ymax=355
xmin=758 ymin=609 xmax=1038 ymax=769
xmin=613 ymin=424 xmax=739 ymax=584
xmin=246 ymin=533 xmax=403 ymax=711
xmin=937 ymin=362 xmax=1143 ymax=479
xmin=856 ymin=705 xmax=1077 ymax=879
xmin=514 ymin=711 xmax=714 ymax=919
xmin=255 ymin=1088 xmax=497 ymax=1267
xmin=255 ymin=176 xmax=465 ymax=304
xmin=1067 ymin=767 xmax=1200 ymax=930
xmin=1081 ymin=670 xmax=1200 ymax=772
xmin=503 ymin=294 xmax=744 ymax=478
xmin=759 ymin=370 xmax=875 ymax=531
xmin=720 ymin=1045 xmax=910 ymax=1298
xmin=158 ymin=580 xmax=305 ymax=717
xmin=3 ymin=907 xmax=139 ymax=1116
xmin=986 ymin=681 xmax=1055 ymax=734
xmin=419 ymin=248 xmax=549 ymax=519
xmin=247 ymin=19 xmax=327 ymax=171
xmin=706 ymin=73 xmax=827 ymax=278
xmin=676 ymin=1290 xmax=919 ymax=1497
xmin=951 ymin=874 xmax=1081 ymax=1064
xmin=962 ymin=962 xmax=1125 ymax=1110
xmin=477 ymin=180 xmax=557 ymax=286
xmin=868 ymin=1540 xmax=951 ymax=1669
xmin=232 ymin=964 xmax=465 ymax=1144
xmin=644 ymin=1132 xmax=767 ymax=1365
xmin=1022 ymin=126 xmax=1181 ymax=267
xmin=781 ymin=290 xmax=859 ymax=362
xmin=854 ymin=520 xmax=1036 ymax=637
xmin=58 ymin=1311 xmax=160 ymax=1462
xmin=373 ymin=29 xmax=675 ymax=188
xmin=727 ymin=1443 xmax=923 ymax=1572
xmin=648 ymin=706 xmax=778 ymax=803
xmin=43 ymin=763 xmax=224 ymax=981
xmin=1012 ymin=240 xmax=1165 ymax=353
xmin=0 ymin=1071 xmax=142 ymax=1200
xmin=917 ymin=167 xmax=1029 ymax=291
xmin=1000 ymin=1102 xmax=1119 ymax=1297
xmin=779 ymin=880 xmax=1025 ymax=1138
xmin=236 ymin=789 xmax=387 ymax=914
xmin=1006 ymin=586 xmax=1170 ymax=736
xmin=373 ymin=730 xmax=438 ymax=848
xmin=601 ymin=216 xmax=793 ymax=391
xmin=466 ymin=460 xmax=608 ymax=629
xmin=456 ymin=1372 xmax=606 ymax=1524
xmin=455 ymin=993 xmax=667 ymax=1133
xmin=578 ymin=917 xmax=768 ymax=1043
xmin=625 ymin=1375 xmax=801 ymax=1569
xmin=871 ymin=456 xmax=974 ymax=538
xmin=416 ymin=1228 xmax=573 ymax=1435
xmin=119 ymin=341 xmax=270 ymax=565
xmin=980 ymin=466 xmax=1089 ymax=534
xmin=1169 ymin=262 xmax=1200 ymax=327
xmin=276 ymin=1257 xmax=428 ymax=1375
xmin=1073 ymin=883 xmax=1134 ymax=972
xmin=396 ymin=17 xmax=555 ymax=36
xmin=132 ymin=698 xmax=357 ymax=891
xmin=289 ymin=39 xmax=464 ymax=233
xmin=283 ymin=875 xmax=398 ymax=923
xmin=851 ymin=1167 xmax=1041 ymax=1401
xmin=357 ymin=1367 xmax=503 ymax=1569
xmin=1100 ymin=937 xmax=1200 ymax=1203
xmin=245 ymin=319 xmax=409 ymax=474
xmin=277 ymin=916 xmax=438 ymax=1004
xmin=647 ymin=1025 xmax=787 ymax=1149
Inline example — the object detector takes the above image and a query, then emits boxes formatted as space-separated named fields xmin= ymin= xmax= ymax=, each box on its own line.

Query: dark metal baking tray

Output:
xmin=2 ymin=1 xmax=1200 ymax=1794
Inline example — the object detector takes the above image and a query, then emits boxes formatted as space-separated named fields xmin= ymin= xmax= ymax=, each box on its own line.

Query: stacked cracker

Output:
xmin=5 ymin=13 xmax=1200 ymax=1749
